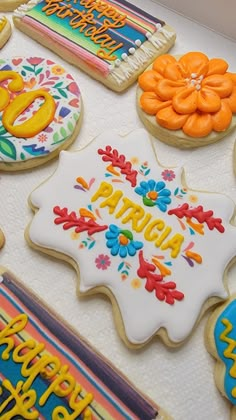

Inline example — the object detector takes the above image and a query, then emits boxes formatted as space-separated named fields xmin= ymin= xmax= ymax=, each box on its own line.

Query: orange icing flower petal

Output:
xmin=206 ymin=58 xmax=228 ymax=76
xmin=155 ymin=79 xmax=185 ymax=101
xmin=202 ymin=74 xmax=233 ymax=98
xmin=138 ymin=70 xmax=163 ymax=92
xmin=226 ymin=86 xmax=236 ymax=112
xmin=172 ymin=86 xmax=198 ymax=114
xmin=197 ymin=88 xmax=221 ymax=112
xmin=152 ymin=54 xmax=177 ymax=75
xmin=156 ymin=105 xmax=189 ymax=130
xmin=226 ymin=72 xmax=236 ymax=86
xmin=179 ymin=52 xmax=209 ymax=77
xmin=140 ymin=92 xmax=171 ymax=115
xmin=163 ymin=63 xmax=184 ymax=81
xmin=212 ymin=100 xmax=232 ymax=132
xmin=183 ymin=112 xmax=213 ymax=137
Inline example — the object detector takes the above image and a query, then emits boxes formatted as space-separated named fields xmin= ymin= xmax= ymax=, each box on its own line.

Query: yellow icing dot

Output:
xmin=131 ymin=278 xmax=141 ymax=289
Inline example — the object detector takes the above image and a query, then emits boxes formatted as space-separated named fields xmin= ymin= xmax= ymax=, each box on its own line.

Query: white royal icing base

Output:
xmin=28 ymin=129 xmax=236 ymax=345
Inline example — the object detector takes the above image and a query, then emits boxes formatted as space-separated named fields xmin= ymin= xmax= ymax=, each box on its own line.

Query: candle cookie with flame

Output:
xmin=26 ymin=129 xmax=236 ymax=348
xmin=0 ymin=57 xmax=82 ymax=171
xmin=13 ymin=0 xmax=176 ymax=92
xmin=137 ymin=52 xmax=236 ymax=148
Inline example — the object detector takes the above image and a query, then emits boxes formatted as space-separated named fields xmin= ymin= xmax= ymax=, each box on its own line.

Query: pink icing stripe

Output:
xmin=22 ymin=16 xmax=110 ymax=77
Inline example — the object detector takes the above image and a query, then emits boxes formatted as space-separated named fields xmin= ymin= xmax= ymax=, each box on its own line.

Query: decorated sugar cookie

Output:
xmin=205 ymin=295 xmax=236 ymax=419
xmin=137 ymin=52 xmax=236 ymax=148
xmin=0 ymin=229 xmax=5 ymax=249
xmin=0 ymin=266 xmax=167 ymax=419
xmin=0 ymin=0 xmax=28 ymax=12
xmin=13 ymin=0 xmax=176 ymax=92
xmin=0 ymin=17 xmax=11 ymax=49
xmin=27 ymin=129 xmax=236 ymax=348
xmin=0 ymin=57 xmax=82 ymax=171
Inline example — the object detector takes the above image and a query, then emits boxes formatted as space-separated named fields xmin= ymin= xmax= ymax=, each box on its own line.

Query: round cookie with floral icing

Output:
xmin=205 ymin=295 xmax=236 ymax=419
xmin=0 ymin=228 xmax=5 ymax=249
xmin=0 ymin=17 xmax=11 ymax=49
xmin=137 ymin=52 xmax=236 ymax=148
xmin=26 ymin=129 xmax=236 ymax=348
xmin=0 ymin=0 xmax=29 ymax=12
xmin=0 ymin=57 xmax=82 ymax=171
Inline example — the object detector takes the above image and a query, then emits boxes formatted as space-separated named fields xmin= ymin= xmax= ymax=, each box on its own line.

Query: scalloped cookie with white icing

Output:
xmin=137 ymin=52 xmax=236 ymax=148
xmin=26 ymin=129 xmax=236 ymax=348
xmin=0 ymin=0 xmax=28 ymax=12
xmin=0 ymin=57 xmax=82 ymax=171
xmin=0 ymin=17 xmax=11 ymax=48
xmin=13 ymin=0 xmax=176 ymax=92
xmin=205 ymin=295 xmax=236 ymax=420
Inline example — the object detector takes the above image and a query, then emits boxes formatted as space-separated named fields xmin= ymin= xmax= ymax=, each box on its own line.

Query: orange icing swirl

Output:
xmin=138 ymin=52 xmax=236 ymax=137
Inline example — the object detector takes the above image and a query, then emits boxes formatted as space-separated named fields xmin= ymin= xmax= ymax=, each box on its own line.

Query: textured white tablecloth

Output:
xmin=1 ymin=1 xmax=236 ymax=419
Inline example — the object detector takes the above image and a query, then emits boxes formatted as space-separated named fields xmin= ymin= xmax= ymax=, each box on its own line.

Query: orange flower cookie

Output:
xmin=0 ymin=17 xmax=11 ymax=49
xmin=137 ymin=52 xmax=236 ymax=148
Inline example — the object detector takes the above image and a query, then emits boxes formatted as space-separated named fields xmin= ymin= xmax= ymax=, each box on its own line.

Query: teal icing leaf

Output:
xmin=118 ymin=262 xmax=125 ymax=271
xmin=189 ymin=227 xmax=195 ymax=235
xmin=174 ymin=187 xmax=179 ymax=195
xmin=20 ymin=152 xmax=25 ymax=160
xmin=88 ymin=204 xmax=92 ymax=211
xmin=35 ymin=67 xmax=43 ymax=75
xmin=54 ymin=82 xmax=64 ymax=88
xmin=88 ymin=241 xmax=95 ymax=250
xmin=165 ymin=261 xmax=172 ymax=266
xmin=53 ymin=95 xmax=61 ymax=100
xmin=21 ymin=70 xmax=26 ymax=77
xmin=144 ymin=169 xmax=151 ymax=176
xmin=0 ymin=137 xmax=16 ymax=160
xmin=53 ymin=132 xmax=60 ymax=143
xmin=58 ymin=88 xmax=68 ymax=98
xmin=22 ymin=65 xmax=35 ymax=72
xmin=60 ymin=127 xmax=67 ymax=138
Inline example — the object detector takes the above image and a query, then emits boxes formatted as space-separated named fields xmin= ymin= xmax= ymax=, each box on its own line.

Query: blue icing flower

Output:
xmin=135 ymin=179 xmax=171 ymax=212
xmin=105 ymin=224 xmax=143 ymax=258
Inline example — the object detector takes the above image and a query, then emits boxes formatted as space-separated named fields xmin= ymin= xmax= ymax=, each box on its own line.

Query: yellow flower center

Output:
xmin=119 ymin=235 xmax=129 ymax=245
xmin=147 ymin=191 xmax=158 ymax=200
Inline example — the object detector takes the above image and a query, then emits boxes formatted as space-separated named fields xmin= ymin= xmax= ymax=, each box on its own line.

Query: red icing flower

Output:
xmin=27 ymin=57 xmax=44 ymax=66
xmin=95 ymin=254 xmax=111 ymax=270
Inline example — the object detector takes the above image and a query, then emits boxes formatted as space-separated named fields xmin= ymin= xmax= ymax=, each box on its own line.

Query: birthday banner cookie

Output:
xmin=0 ymin=57 xmax=82 ymax=171
xmin=205 ymin=295 xmax=236 ymax=420
xmin=0 ymin=0 xmax=28 ymax=12
xmin=0 ymin=266 xmax=167 ymax=419
xmin=26 ymin=129 xmax=236 ymax=348
xmin=0 ymin=17 xmax=11 ymax=49
xmin=13 ymin=0 xmax=176 ymax=92
xmin=137 ymin=52 xmax=236 ymax=148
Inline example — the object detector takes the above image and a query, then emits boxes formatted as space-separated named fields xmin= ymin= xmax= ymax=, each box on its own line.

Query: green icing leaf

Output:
xmin=118 ymin=262 xmax=124 ymax=271
xmin=67 ymin=121 xmax=74 ymax=132
xmin=20 ymin=152 xmax=25 ymax=160
xmin=0 ymin=137 xmax=16 ymax=160
xmin=60 ymin=127 xmax=67 ymax=138
xmin=0 ymin=125 xmax=7 ymax=136
xmin=73 ymin=113 xmax=79 ymax=121
xmin=53 ymin=132 xmax=60 ymax=142
xmin=120 ymin=230 xmax=133 ymax=240
xmin=143 ymin=196 xmax=155 ymax=207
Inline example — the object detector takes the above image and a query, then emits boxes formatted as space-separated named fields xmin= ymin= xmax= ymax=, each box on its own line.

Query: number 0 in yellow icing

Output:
xmin=2 ymin=89 xmax=56 ymax=138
